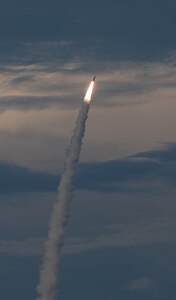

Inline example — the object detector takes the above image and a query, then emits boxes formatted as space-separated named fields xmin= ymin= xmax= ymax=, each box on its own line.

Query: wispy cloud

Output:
xmin=1 ymin=217 xmax=176 ymax=257
xmin=128 ymin=277 xmax=156 ymax=292
xmin=77 ymin=143 xmax=176 ymax=193
xmin=0 ymin=59 xmax=176 ymax=112
xmin=0 ymin=161 xmax=57 ymax=193
xmin=0 ymin=143 xmax=175 ymax=194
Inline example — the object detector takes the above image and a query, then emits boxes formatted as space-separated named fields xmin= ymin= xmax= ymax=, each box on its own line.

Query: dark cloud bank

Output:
xmin=0 ymin=143 xmax=175 ymax=194
xmin=0 ymin=1 xmax=176 ymax=62
xmin=0 ymin=162 xmax=57 ymax=193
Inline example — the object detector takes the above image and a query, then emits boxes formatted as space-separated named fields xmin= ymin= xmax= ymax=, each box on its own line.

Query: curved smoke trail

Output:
xmin=36 ymin=100 xmax=91 ymax=300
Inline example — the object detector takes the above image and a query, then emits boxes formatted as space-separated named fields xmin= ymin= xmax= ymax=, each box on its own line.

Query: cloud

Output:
xmin=0 ymin=161 xmax=57 ymax=193
xmin=128 ymin=277 xmax=156 ymax=292
xmin=0 ymin=55 xmax=176 ymax=112
xmin=76 ymin=143 xmax=176 ymax=193
xmin=1 ymin=216 xmax=176 ymax=256
xmin=0 ymin=238 xmax=44 ymax=256
xmin=0 ymin=59 xmax=176 ymax=112
xmin=132 ymin=142 xmax=176 ymax=163
xmin=0 ymin=143 xmax=176 ymax=194
xmin=0 ymin=1 xmax=176 ymax=61
xmin=0 ymin=96 xmax=77 ymax=112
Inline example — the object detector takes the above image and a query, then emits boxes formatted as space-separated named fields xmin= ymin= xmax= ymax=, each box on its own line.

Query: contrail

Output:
xmin=36 ymin=79 xmax=95 ymax=300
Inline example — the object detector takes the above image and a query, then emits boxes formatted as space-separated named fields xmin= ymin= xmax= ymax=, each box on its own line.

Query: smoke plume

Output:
xmin=36 ymin=101 xmax=90 ymax=300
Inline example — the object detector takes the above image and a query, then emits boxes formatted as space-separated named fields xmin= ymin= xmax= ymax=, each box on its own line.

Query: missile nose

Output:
xmin=93 ymin=76 xmax=96 ymax=82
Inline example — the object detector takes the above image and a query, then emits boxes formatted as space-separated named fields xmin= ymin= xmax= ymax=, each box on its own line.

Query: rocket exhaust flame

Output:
xmin=36 ymin=79 xmax=95 ymax=300
xmin=84 ymin=81 xmax=95 ymax=103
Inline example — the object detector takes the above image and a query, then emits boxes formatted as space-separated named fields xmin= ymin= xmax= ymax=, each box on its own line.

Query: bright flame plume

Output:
xmin=84 ymin=81 xmax=95 ymax=103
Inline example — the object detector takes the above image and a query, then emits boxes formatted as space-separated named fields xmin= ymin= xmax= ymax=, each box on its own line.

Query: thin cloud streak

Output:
xmin=0 ymin=59 xmax=176 ymax=112
xmin=1 ymin=217 xmax=176 ymax=257
xmin=0 ymin=143 xmax=175 ymax=194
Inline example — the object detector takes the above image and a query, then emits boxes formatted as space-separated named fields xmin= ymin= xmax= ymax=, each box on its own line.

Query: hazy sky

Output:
xmin=0 ymin=1 xmax=176 ymax=299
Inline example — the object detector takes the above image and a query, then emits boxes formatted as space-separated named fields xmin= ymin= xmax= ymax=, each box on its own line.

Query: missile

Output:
xmin=93 ymin=76 xmax=96 ymax=82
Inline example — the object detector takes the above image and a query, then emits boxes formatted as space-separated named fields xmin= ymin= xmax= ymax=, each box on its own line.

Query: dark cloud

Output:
xmin=0 ymin=143 xmax=176 ymax=194
xmin=0 ymin=96 xmax=78 ymax=112
xmin=76 ymin=143 xmax=176 ymax=193
xmin=0 ymin=161 xmax=57 ymax=193
xmin=128 ymin=277 xmax=156 ymax=292
xmin=0 ymin=1 xmax=176 ymax=61
xmin=132 ymin=143 xmax=176 ymax=163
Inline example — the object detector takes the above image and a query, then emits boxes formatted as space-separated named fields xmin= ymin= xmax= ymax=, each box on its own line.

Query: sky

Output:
xmin=0 ymin=0 xmax=176 ymax=299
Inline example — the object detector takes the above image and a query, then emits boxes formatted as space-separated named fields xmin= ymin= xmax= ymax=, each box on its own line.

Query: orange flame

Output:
xmin=84 ymin=81 xmax=95 ymax=103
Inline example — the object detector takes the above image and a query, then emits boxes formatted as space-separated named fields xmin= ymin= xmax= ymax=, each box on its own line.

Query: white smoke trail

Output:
xmin=36 ymin=101 xmax=90 ymax=300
